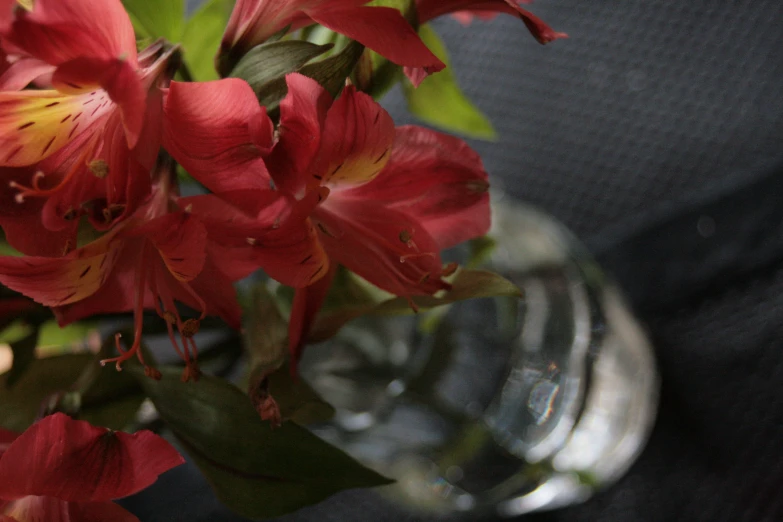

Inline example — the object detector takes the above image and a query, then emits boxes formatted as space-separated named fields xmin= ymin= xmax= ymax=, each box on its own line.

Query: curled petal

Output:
xmin=309 ymin=6 xmax=445 ymax=86
xmin=220 ymin=0 xmax=299 ymax=53
xmin=129 ymin=212 xmax=208 ymax=283
xmin=0 ymin=413 xmax=184 ymax=502
xmin=266 ymin=73 xmax=332 ymax=195
xmin=171 ymin=257 xmax=243 ymax=330
xmin=0 ymin=165 xmax=76 ymax=256
xmin=451 ymin=10 xmax=499 ymax=25
xmin=343 ymin=125 xmax=490 ymax=249
xmin=416 ymin=0 xmax=568 ymax=44
xmin=163 ymin=79 xmax=273 ymax=193
xmin=310 ymin=84 xmax=395 ymax=188
xmin=0 ymin=52 xmax=54 ymax=91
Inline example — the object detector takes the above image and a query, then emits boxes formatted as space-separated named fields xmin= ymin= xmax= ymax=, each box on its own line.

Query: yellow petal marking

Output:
xmin=0 ymin=89 xmax=114 ymax=166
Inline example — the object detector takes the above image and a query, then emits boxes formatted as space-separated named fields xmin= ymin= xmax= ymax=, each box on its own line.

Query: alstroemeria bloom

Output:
xmin=0 ymin=0 xmax=177 ymax=254
xmin=0 ymin=413 xmax=184 ymax=522
xmin=416 ymin=0 xmax=568 ymax=44
xmin=216 ymin=0 xmax=445 ymax=85
xmin=163 ymin=78 xmax=332 ymax=290
xmin=0 ymin=178 xmax=244 ymax=380
xmin=163 ymin=74 xmax=490 ymax=365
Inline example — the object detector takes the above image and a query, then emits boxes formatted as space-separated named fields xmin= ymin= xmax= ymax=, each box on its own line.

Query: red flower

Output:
xmin=0 ymin=177 xmax=242 ymax=380
xmin=217 ymin=0 xmax=444 ymax=85
xmin=163 ymin=74 xmax=491 ymax=367
xmin=0 ymin=0 xmax=177 ymax=254
xmin=416 ymin=0 xmax=568 ymax=44
xmin=0 ymin=413 xmax=184 ymax=522
xmin=163 ymin=79 xmax=331 ymax=289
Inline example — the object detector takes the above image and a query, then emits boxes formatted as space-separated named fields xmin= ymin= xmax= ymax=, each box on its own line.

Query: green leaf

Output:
xmin=265 ymin=366 xmax=335 ymax=426
xmin=129 ymin=365 xmax=391 ymax=519
xmin=37 ymin=319 xmax=98 ymax=350
xmin=403 ymin=25 xmax=497 ymax=140
xmin=0 ymin=353 xmax=91 ymax=432
xmin=0 ymin=319 xmax=32 ymax=344
xmin=230 ymin=40 xmax=334 ymax=110
xmin=181 ymin=0 xmax=233 ymax=81
xmin=0 ymin=339 xmax=148 ymax=433
xmin=467 ymin=235 xmax=498 ymax=269
xmin=310 ymin=269 xmax=522 ymax=342
xmin=122 ymin=0 xmax=184 ymax=42
xmin=243 ymin=283 xmax=288 ymax=376
xmin=367 ymin=0 xmax=414 ymax=9
xmin=298 ymin=40 xmax=365 ymax=99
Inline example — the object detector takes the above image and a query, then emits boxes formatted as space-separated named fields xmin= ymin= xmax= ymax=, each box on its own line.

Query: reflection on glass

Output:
xmin=299 ymin=192 xmax=659 ymax=517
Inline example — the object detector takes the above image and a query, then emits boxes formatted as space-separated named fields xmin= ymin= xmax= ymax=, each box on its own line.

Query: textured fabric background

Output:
xmin=121 ymin=1 xmax=783 ymax=521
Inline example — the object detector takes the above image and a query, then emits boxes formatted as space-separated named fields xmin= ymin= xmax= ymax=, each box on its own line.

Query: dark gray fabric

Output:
xmin=121 ymin=1 xmax=783 ymax=521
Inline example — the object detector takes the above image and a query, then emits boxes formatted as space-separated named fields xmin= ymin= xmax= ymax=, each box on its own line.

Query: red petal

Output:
xmin=288 ymin=262 xmax=337 ymax=368
xmin=68 ymin=501 xmax=141 ymax=522
xmin=163 ymin=79 xmax=273 ymax=194
xmin=52 ymin=58 xmax=146 ymax=148
xmin=309 ymin=6 xmax=445 ymax=86
xmin=315 ymin=199 xmax=449 ymax=298
xmin=184 ymin=190 xmax=330 ymax=288
xmin=310 ymin=84 xmax=395 ymax=188
xmin=171 ymin=257 xmax=243 ymax=330
xmin=415 ymin=0 xmax=567 ymax=44
xmin=343 ymin=125 xmax=490 ymax=249
xmin=129 ymin=212 xmax=208 ymax=283
xmin=85 ymin=115 xmax=152 ymax=231
xmin=266 ymin=73 xmax=332 ymax=195
xmin=0 ymin=215 xmax=75 ymax=257
xmin=0 ymin=0 xmax=15 ymax=31
xmin=0 ymin=167 xmax=76 ymax=256
xmin=221 ymin=0 xmax=299 ymax=54
xmin=0 ymin=413 xmax=184 ymax=502
xmin=53 ymin=253 xmax=142 ymax=327
xmin=181 ymin=190 xmax=287 ymax=237
xmin=0 ymin=234 xmax=121 ymax=307
xmin=0 ymin=54 xmax=54 ymax=91
xmin=4 ymin=0 xmax=137 ymax=66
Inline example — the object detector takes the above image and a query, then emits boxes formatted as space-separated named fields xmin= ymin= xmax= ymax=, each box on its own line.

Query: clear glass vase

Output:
xmin=298 ymin=193 xmax=659 ymax=518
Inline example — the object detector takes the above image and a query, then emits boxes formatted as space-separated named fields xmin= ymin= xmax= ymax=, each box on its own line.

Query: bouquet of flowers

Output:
xmin=0 ymin=0 xmax=563 ymax=519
